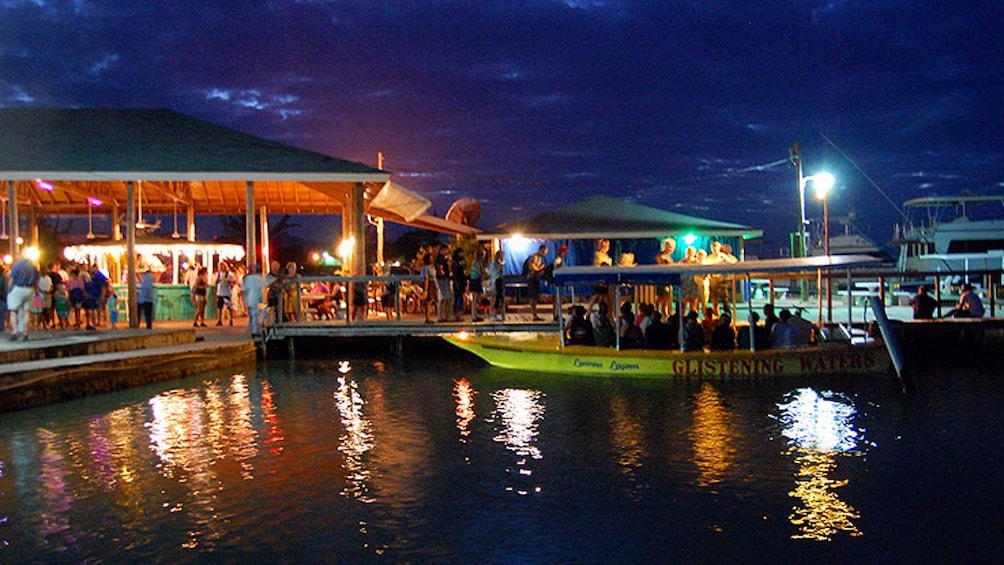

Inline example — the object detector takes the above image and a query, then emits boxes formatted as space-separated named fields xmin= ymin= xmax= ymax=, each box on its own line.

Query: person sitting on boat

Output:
xmin=948 ymin=283 xmax=985 ymax=318
xmin=709 ymin=313 xmax=737 ymax=350
xmin=910 ymin=285 xmax=938 ymax=319
xmin=618 ymin=302 xmax=645 ymax=349
xmin=738 ymin=312 xmax=770 ymax=350
xmin=762 ymin=303 xmax=779 ymax=336
xmin=637 ymin=303 xmax=655 ymax=334
xmin=666 ymin=312 xmax=682 ymax=350
xmin=683 ymin=311 xmax=706 ymax=352
xmin=645 ymin=311 xmax=674 ymax=350
xmin=771 ymin=309 xmax=796 ymax=348
xmin=591 ymin=301 xmax=616 ymax=347
xmin=788 ymin=308 xmax=815 ymax=346
xmin=565 ymin=305 xmax=595 ymax=346
xmin=700 ymin=307 xmax=717 ymax=339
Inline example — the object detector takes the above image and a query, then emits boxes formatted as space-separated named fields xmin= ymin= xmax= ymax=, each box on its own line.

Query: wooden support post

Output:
xmin=245 ymin=181 xmax=256 ymax=271
xmin=126 ymin=181 xmax=138 ymax=328
xmin=7 ymin=181 xmax=18 ymax=259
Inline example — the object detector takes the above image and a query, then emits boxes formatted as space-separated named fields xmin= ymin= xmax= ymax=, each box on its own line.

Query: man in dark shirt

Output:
xmin=910 ymin=285 xmax=938 ymax=319
xmin=709 ymin=313 xmax=737 ymax=350
xmin=644 ymin=311 xmax=674 ymax=350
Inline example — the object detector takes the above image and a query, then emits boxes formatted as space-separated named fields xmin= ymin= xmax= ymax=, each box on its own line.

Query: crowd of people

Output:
xmin=406 ymin=242 xmax=508 ymax=324
xmin=0 ymin=259 xmax=119 ymax=341
xmin=557 ymin=236 xmax=994 ymax=353
xmin=3 ymin=235 xmax=988 ymax=343
xmin=562 ymin=294 xmax=820 ymax=352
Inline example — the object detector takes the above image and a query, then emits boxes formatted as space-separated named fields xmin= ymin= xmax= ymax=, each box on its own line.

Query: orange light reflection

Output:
xmin=689 ymin=382 xmax=736 ymax=487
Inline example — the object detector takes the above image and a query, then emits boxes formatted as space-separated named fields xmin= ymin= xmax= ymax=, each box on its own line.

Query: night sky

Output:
xmin=2 ymin=1 xmax=1001 ymax=255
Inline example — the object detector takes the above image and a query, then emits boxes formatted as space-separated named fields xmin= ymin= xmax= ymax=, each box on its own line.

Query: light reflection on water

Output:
xmin=774 ymin=388 xmax=865 ymax=541
xmin=690 ymin=382 xmax=737 ymax=488
xmin=333 ymin=363 xmax=375 ymax=502
xmin=0 ymin=358 xmax=1001 ymax=562
xmin=453 ymin=378 xmax=476 ymax=443
xmin=487 ymin=387 xmax=545 ymax=496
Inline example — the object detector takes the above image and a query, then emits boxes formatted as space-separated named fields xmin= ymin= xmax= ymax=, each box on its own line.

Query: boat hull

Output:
xmin=445 ymin=334 xmax=892 ymax=379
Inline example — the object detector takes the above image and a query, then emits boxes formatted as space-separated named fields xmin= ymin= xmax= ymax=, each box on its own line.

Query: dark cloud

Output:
xmin=2 ymin=0 xmax=1001 ymax=250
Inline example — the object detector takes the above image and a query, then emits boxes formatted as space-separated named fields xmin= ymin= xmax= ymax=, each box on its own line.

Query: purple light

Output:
xmin=35 ymin=179 xmax=54 ymax=192
xmin=87 ymin=197 xmax=103 ymax=207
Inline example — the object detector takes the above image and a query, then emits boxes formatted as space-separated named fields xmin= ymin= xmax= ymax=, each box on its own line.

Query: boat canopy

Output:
xmin=553 ymin=254 xmax=883 ymax=285
xmin=477 ymin=195 xmax=763 ymax=241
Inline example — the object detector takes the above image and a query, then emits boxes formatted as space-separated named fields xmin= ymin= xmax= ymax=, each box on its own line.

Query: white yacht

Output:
xmin=892 ymin=195 xmax=1004 ymax=273
xmin=808 ymin=213 xmax=891 ymax=261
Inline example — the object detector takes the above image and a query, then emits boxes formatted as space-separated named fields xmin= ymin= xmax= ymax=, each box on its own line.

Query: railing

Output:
xmin=268 ymin=274 xmax=426 ymax=327
xmin=259 ymin=267 xmax=1002 ymax=334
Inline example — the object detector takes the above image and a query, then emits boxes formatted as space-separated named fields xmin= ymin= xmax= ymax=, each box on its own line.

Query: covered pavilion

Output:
xmin=0 ymin=107 xmax=475 ymax=326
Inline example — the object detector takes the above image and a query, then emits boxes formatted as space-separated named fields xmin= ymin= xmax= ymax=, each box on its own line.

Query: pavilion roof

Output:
xmin=0 ymin=108 xmax=476 ymax=234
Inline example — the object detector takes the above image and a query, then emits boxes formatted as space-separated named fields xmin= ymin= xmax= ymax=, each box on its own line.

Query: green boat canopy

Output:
xmin=476 ymin=196 xmax=762 ymax=241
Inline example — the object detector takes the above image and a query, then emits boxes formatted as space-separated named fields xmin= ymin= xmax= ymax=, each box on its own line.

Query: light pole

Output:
xmin=811 ymin=172 xmax=835 ymax=322
xmin=790 ymin=142 xmax=808 ymax=260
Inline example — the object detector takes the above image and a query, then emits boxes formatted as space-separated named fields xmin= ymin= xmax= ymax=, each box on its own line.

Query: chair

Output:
xmin=157 ymin=294 xmax=174 ymax=320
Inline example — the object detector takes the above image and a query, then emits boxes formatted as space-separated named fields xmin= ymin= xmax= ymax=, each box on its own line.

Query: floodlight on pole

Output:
xmin=807 ymin=171 xmax=836 ymax=322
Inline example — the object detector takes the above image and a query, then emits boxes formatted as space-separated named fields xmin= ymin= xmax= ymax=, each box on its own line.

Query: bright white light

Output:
xmin=337 ymin=237 xmax=355 ymax=260
xmin=507 ymin=234 xmax=531 ymax=255
xmin=805 ymin=172 xmax=835 ymax=200
xmin=23 ymin=246 xmax=40 ymax=261
xmin=683 ymin=233 xmax=698 ymax=246
xmin=776 ymin=388 xmax=859 ymax=452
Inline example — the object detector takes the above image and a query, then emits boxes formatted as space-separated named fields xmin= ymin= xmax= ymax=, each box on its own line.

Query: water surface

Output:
xmin=1 ymin=354 xmax=1001 ymax=563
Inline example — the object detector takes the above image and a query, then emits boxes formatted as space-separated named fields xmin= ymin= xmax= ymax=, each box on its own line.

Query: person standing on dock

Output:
xmin=488 ymin=250 xmax=505 ymax=322
xmin=0 ymin=264 xmax=9 ymax=332
xmin=84 ymin=264 xmax=107 ymax=331
xmin=192 ymin=267 xmax=209 ymax=327
xmin=138 ymin=266 xmax=156 ymax=329
xmin=451 ymin=248 xmax=467 ymax=322
xmin=7 ymin=259 xmax=39 ymax=341
xmin=550 ymin=245 xmax=568 ymax=321
xmin=214 ymin=264 xmax=235 ymax=326
xmin=434 ymin=244 xmax=453 ymax=323
xmin=527 ymin=244 xmax=548 ymax=322
xmin=468 ymin=247 xmax=487 ymax=322
xmin=242 ymin=264 xmax=265 ymax=334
